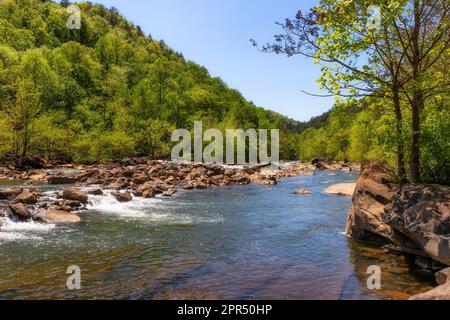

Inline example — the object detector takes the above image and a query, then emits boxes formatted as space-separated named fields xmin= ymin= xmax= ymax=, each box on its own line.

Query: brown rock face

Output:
xmin=62 ymin=187 xmax=88 ymax=204
xmin=13 ymin=191 xmax=37 ymax=204
xmin=385 ymin=184 xmax=450 ymax=266
xmin=37 ymin=210 xmax=81 ymax=224
xmin=112 ymin=191 xmax=132 ymax=202
xmin=345 ymin=163 xmax=402 ymax=244
xmin=0 ymin=188 xmax=24 ymax=200
xmin=346 ymin=162 xmax=450 ymax=271
xmin=9 ymin=203 xmax=31 ymax=220
xmin=47 ymin=176 xmax=79 ymax=185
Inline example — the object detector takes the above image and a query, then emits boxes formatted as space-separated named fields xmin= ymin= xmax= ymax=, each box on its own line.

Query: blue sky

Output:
xmin=89 ymin=0 xmax=335 ymax=122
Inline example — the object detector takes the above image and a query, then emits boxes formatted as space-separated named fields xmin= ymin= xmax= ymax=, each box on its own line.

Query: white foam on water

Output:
xmin=88 ymin=191 xmax=162 ymax=218
xmin=88 ymin=191 xmax=223 ymax=225
xmin=0 ymin=217 xmax=55 ymax=242
xmin=0 ymin=231 xmax=43 ymax=241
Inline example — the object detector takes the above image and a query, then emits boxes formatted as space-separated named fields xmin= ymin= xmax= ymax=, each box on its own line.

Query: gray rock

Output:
xmin=385 ymin=184 xmax=450 ymax=266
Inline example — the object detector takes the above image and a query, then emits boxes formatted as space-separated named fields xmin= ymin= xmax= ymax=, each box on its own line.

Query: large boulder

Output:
xmin=345 ymin=163 xmax=404 ymax=244
xmin=385 ymin=184 xmax=450 ymax=266
xmin=37 ymin=210 xmax=81 ymax=224
xmin=346 ymin=162 xmax=450 ymax=269
xmin=62 ymin=187 xmax=88 ymax=204
xmin=0 ymin=188 xmax=23 ymax=200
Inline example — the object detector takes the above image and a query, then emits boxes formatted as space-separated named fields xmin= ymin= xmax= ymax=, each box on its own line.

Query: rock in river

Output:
xmin=292 ymin=189 xmax=312 ymax=195
xmin=47 ymin=176 xmax=79 ymax=185
xmin=87 ymin=188 xmax=104 ymax=196
xmin=37 ymin=210 xmax=81 ymax=224
xmin=0 ymin=188 xmax=23 ymax=200
xmin=345 ymin=163 xmax=403 ymax=244
xmin=12 ymin=191 xmax=37 ymax=204
xmin=62 ymin=187 xmax=88 ymax=204
xmin=323 ymin=183 xmax=356 ymax=196
xmin=112 ymin=191 xmax=132 ymax=202
xmin=9 ymin=203 xmax=31 ymax=221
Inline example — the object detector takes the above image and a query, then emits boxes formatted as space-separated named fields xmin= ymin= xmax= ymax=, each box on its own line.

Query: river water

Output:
xmin=0 ymin=171 xmax=434 ymax=299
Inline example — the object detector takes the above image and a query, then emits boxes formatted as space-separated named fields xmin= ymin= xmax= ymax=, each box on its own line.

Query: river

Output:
xmin=0 ymin=171 xmax=434 ymax=299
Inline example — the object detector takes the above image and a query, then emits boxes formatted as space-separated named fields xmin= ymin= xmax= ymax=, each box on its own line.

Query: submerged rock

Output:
xmin=292 ymin=189 xmax=312 ymax=195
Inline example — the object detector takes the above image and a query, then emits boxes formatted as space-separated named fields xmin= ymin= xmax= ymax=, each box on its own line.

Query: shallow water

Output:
xmin=0 ymin=171 xmax=434 ymax=299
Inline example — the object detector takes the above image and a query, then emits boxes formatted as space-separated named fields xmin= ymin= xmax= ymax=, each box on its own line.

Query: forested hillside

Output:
xmin=0 ymin=0 xmax=303 ymax=163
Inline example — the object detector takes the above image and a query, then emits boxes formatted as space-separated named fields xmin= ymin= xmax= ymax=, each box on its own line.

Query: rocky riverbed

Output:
xmin=0 ymin=158 xmax=360 ymax=225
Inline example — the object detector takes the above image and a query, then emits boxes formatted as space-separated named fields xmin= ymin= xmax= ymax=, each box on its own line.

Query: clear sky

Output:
xmin=89 ymin=0 xmax=335 ymax=122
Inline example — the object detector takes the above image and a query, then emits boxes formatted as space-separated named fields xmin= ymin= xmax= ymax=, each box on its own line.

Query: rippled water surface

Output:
xmin=0 ymin=172 xmax=434 ymax=299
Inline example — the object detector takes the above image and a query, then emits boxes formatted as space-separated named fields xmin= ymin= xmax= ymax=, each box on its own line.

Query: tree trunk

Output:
xmin=392 ymin=86 xmax=406 ymax=183
xmin=410 ymin=92 xmax=423 ymax=183
xmin=409 ymin=0 xmax=422 ymax=183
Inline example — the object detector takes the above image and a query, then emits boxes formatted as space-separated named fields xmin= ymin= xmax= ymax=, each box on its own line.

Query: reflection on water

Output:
xmin=0 ymin=171 xmax=435 ymax=299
